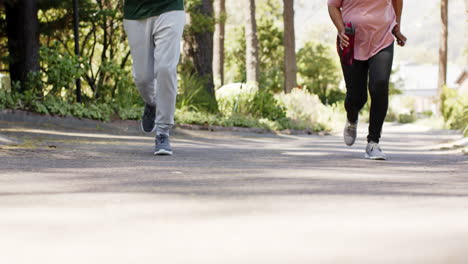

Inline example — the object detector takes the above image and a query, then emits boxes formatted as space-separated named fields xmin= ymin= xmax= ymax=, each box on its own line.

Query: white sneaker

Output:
xmin=344 ymin=120 xmax=357 ymax=146
xmin=365 ymin=141 xmax=386 ymax=160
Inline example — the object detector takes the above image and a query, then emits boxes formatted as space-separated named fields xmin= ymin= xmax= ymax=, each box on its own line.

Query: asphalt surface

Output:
xmin=0 ymin=111 xmax=467 ymax=264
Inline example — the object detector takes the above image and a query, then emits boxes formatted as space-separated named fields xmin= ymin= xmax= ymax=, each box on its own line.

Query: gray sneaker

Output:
xmin=155 ymin=133 xmax=173 ymax=155
xmin=344 ymin=120 xmax=357 ymax=146
xmin=365 ymin=141 xmax=386 ymax=160
xmin=141 ymin=104 xmax=156 ymax=133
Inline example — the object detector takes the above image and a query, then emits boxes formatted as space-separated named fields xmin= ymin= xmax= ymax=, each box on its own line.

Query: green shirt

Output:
xmin=124 ymin=0 xmax=184 ymax=20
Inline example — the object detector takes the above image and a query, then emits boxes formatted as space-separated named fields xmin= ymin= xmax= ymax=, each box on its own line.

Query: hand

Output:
xmin=392 ymin=25 xmax=407 ymax=47
xmin=338 ymin=30 xmax=350 ymax=49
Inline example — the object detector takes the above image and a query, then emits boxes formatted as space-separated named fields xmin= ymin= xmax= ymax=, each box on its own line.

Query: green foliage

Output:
xmin=116 ymin=105 xmax=143 ymax=120
xmin=184 ymin=0 xmax=215 ymax=34
xmin=420 ymin=110 xmax=433 ymax=118
xmin=175 ymin=108 xmax=263 ymax=129
xmin=35 ymin=1 xmax=132 ymax=104
xmin=257 ymin=16 xmax=284 ymax=93
xmin=224 ymin=25 xmax=246 ymax=83
xmin=178 ymin=70 xmax=219 ymax=113
xmin=0 ymin=89 xmax=20 ymax=110
xmin=216 ymin=83 xmax=255 ymax=116
xmin=224 ymin=0 xmax=284 ymax=92
xmin=385 ymin=108 xmax=398 ymax=122
xmin=275 ymin=88 xmax=346 ymax=132
xmin=222 ymin=114 xmax=267 ymax=128
xmin=297 ymin=42 xmax=344 ymax=105
xmin=98 ymin=59 xmax=139 ymax=106
xmin=40 ymin=45 xmax=86 ymax=98
xmin=248 ymin=91 xmax=286 ymax=121
xmin=175 ymin=108 xmax=220 ymax=126
xmin=0 ymin=89 xmax=138 ymax=122
xmin=440 ymin=87 xmax=468 ymax=134
xmin=175 ymin=108 xmax=300 ymax=131
xmin=398 ymin=112 xmax=417 ymax=123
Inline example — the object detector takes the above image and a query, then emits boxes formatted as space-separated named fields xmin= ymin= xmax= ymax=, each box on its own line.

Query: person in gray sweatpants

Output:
xmin=123 ymin=0 xmax=185 ymax=155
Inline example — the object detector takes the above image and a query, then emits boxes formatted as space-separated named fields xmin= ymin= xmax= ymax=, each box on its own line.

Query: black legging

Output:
xmin=340 ymin=43 xmax=394 ymax=143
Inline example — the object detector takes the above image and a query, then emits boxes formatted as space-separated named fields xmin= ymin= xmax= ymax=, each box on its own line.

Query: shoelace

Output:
xmin=157 ymin=134 xmax=168 ymax=144
xmin=369 ymin=142 xmax=381 ymax=152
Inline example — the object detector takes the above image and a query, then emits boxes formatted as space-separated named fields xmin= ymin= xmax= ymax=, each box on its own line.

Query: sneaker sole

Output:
xmin=154 ymin=149 xmax=173 ymax=155
xmin=364 ymin=153 xmax=386 ymax=160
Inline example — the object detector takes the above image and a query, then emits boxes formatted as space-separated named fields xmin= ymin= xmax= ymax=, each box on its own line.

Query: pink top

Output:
xmin=328 ymin=0 xmax=397 ymax=60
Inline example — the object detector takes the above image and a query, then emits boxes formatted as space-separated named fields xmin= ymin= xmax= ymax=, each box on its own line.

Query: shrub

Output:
xmin=385 ymin=108 xmax=399 ymax=122
xmin=216 ymin=83 xmax=256 ymax=116
xmin=175 ymin=108 xmax=221 ymax=126
xmin=398 ymin=112 xmax=417 ymax=124
xmin=117 ymin=105 xmax=143 ymax=120
xmin=440 ymin=87 xmax=468 ymax=134
xmin=222 ymin=114 xmax=267 ymax=129
xmin=275 ymin=88 xmax=345 ymax=131
xmin=297 ymin=42 xmax=344 ymax=105
xmin=248 ymin=90 xmax=286 ymax=121
xmin=40 ymin=45 xmax=87 ymax=98
xmin=177 ymin=71 xmax=218 ymax=113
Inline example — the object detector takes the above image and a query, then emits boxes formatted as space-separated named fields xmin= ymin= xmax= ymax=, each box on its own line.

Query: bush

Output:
xmin=248 ymin=90 xmax=286 ymax=121
xmin=222 ymin=114 xmax=268 ymax=129
xmin=177 ymin=70 xmax=218 ymax=113
xmin=419 ymin=110 xmax=433 ymax=118
xmin=257 ymin=16 xmax=284 ymax=93
xmin=175 ymin=108 xmax=221 ymax=126
xmin=275 ymin=88 xmax=346 ymax=131
xmin=385 ymin=108 xmax=399 ymax=122
xmin=40 ymin=45 xmax=87 ymax=98
xmin=216 ymin=83 xmax=256 ymax=116
xmin=440 ymin=87 xmax=468 ymax=134
xmin=297 ymin=42 xmax=344 ymax=105
xmin=224 ymin=1 xmax=284 ymax=92
xmin=0 ymin=89 xmax=18 ymax=110
xmin=398 ymin=113 xmax=417 ymax=124
xmin=0 ymin=90 xmax=116 ymax=121
xmin=117 ymin=105 xmax=143 ymax=120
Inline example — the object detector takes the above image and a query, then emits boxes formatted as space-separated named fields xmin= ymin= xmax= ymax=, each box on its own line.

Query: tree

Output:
xmin=4 ymin=0 xmax=40 ymax=92
xmin=257 ymin=15 xmax=284 ymax=93
xmin=283 ymin=0 xmax=297 ymax=93
xmin=438 ymin=0 xmax=448 ymax=97
xmin=38 ymin=0 xmax=134 ymax=104
xmin=245 ymin=0 xmax=259 ymax=85
xmin=297 ymin=42 xmax=343 ymax=105
xmin=224 ymin=0 xmax=284 ymax=92
xmin=213 ymin=0 xmax=226 ymax=87
xmin=183 ymin=0 xmax=218 ymax=112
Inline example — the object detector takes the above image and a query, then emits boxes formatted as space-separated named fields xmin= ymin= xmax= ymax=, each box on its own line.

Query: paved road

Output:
xmin=0 ymin=114 xmax=467 ymax=264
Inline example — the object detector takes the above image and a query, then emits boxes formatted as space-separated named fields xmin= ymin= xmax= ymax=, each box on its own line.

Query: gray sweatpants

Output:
xmin=123 ymin=11 xmax=185 ymax=129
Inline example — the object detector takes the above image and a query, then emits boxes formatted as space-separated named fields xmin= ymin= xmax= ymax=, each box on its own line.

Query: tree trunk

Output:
xmin=184 ymin=0 xmax=218 ymax=112
xmin=283 ymin=0 xmax=297 ymax=93
xmin=213 ymin=0 xmax=226 ymax=87
xmin=245 ymin=0 xmax=259 ymax=85
xmin=5 ymin=0 xmax=40 ymax=92
xmin=438 ymin=0 xmax=448 ymax=96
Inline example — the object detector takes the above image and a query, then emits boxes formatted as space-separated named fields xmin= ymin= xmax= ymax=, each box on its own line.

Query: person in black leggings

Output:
xmin=342 ymin=43 xmax=394 ymax=146
xmin=328 ymin=0 xmax=407 ymax=160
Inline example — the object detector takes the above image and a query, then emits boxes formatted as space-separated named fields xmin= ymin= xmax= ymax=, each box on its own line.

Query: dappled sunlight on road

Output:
xmin=0 ymin=127 xmax=155 ymax=141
